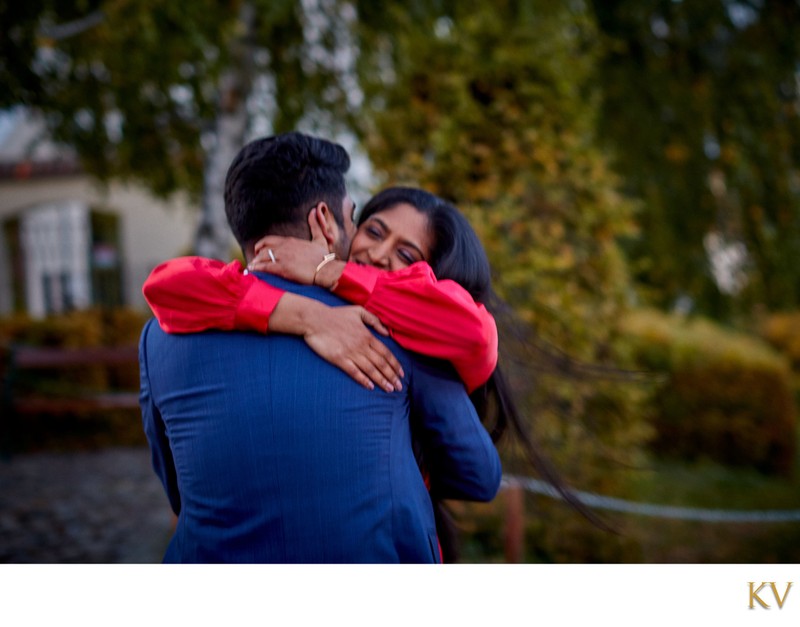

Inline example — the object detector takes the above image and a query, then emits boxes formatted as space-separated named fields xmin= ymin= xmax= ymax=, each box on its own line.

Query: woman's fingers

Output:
xmin=341 ymin=354 xmax=400 ymax=393
xmin=347 ymin=310 xmax=404 ymax=390
xmin=368 ymin=338 xmax=404 ymax=388
xmin=248 ymin=246 xmax=280 ymax=273
xmin=358 ymin=308 xmax=389 ymax=336
xmin=250 ymin=234 xmax=328 ymax=284
xmin=334 ymin=338 xmax=402 ymax=393
xmin=301 ymin=306 xmax=403 ymax=392
xmin=340 ymin=360 xmax=377 ymax=391
xmin=254 ymin=236 xmax=282 ymax=254
xmin=351 ymin=340 xmax=404 ymax=392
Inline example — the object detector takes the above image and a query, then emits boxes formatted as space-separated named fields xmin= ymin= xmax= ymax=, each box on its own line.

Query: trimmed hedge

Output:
xmin=619 ymin=309 xmax=796 ymax=476
xmin=0 ymin=307 xmax=147 ymax=347
xmin=0 ymin=308 xmax=149 ymax=389
xmin=759 ymin=311 xmax=800 ymax=371
xmin=0 ymin=308 xmax=151 ymax=451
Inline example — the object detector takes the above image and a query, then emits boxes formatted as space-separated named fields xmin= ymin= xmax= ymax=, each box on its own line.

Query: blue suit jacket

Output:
xmin=139 ymin=274 xmax=501 ymax=563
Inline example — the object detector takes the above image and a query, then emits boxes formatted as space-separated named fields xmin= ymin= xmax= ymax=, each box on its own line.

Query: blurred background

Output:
xmin=1 ymin=0 xmax=800 ymax=563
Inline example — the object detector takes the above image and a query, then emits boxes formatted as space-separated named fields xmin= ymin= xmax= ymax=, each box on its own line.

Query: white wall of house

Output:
xmin=0 ymin=174 xmax=201 ymax=315
xmin=0 ymin=213 xmax=12 ymax=315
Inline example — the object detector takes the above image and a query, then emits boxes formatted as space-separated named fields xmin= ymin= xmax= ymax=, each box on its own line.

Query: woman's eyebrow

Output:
xmin=371 ymin=217 xmax=426 ymax=258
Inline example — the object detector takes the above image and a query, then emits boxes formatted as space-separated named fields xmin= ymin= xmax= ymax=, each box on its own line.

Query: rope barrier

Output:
xmin=502 ymin=475 xmax=800 ymax=523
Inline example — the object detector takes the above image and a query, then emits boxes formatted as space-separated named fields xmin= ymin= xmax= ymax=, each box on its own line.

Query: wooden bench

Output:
xmin=2 ymin=344 xmax=140 ymax=416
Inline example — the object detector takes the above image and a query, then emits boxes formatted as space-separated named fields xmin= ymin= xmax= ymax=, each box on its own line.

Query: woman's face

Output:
xmin=348 ymin=203 xmax=433 ymax=271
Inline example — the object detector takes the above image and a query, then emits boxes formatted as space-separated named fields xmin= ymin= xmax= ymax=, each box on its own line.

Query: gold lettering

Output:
xmin=770 ymin=582 xmax=792 ymax=609
xmin=749 ymin=582 xmax=769 ymax=609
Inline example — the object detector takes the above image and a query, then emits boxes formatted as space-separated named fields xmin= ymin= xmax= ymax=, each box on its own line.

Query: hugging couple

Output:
xmin=139 ymin=131 xmax=507 ymax=563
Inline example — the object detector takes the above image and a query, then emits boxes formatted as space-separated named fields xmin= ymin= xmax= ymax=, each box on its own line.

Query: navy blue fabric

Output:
xmin=139 ymin=274 xmax=500 ymax=563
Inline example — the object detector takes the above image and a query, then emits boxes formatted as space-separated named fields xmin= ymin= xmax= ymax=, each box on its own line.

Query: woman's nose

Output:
xmin=367 ymin=242 xmax=391 ymax=268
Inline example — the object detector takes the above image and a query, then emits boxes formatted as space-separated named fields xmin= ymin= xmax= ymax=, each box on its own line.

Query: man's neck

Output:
xmin=244 ymin=226 xmax=313 ymax=264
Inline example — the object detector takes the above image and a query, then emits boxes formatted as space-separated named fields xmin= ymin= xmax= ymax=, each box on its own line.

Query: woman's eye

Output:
xmin=366 ymin=226 xmax=382 ymax=239
xmin=397 ymin=249 xmax=416 ymax=265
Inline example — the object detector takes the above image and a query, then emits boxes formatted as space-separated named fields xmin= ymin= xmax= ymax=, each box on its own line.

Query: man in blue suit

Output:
xmin=139 ymin=132 xmax=501 ymax=563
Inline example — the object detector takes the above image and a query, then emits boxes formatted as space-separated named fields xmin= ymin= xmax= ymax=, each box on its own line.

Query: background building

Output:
xmin=0 ymin=109 xmax=198 ymax=317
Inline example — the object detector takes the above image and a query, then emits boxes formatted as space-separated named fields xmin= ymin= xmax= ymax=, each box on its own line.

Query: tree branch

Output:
xmin=39 ymin=10 xmax=105 ymax=42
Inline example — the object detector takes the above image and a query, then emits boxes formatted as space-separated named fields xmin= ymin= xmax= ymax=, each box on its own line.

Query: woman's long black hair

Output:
xmin=359 ymin=187 xmax=613 ymax=561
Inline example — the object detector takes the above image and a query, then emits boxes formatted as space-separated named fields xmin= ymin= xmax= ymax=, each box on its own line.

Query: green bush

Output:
xmin=0 ymin=308 xmax=149 ymax=390
xmin=759 ymin=311 xmax=800 ymax=371
xmin=0 ymin=308 xmax=151 ymax=452
xmin=620 ymin=309 xmax=796 ymax=476
xmin=0 ymin=307 xmax=149 ymax=347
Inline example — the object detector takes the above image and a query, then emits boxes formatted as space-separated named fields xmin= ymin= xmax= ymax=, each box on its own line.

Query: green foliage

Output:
xmin=1 ymin=0 xmax=313 ymax=199
xmin=355 ymin=0 xmax=637 ymax=353
xmin=621 ymin=308 xmax=796 ymax=475
xmin=759 ymin=311 xmax=800 ymax=371
xmin=18 ymin=1 xmax=232 ymax=195
xmin=7 ymin=1 xmax=800 ymax=317
xmin=758 ymin=311 xmax=800 ymax=409
xmin=0 ymin=307 xmax=147 ymax=399
xmin=0 ymin=308 xmax=150 ymax=452
xmin=590 ymin=0 xmax=800 ymax=315
xmin=0 ymin=307 xmax=148 ymax=347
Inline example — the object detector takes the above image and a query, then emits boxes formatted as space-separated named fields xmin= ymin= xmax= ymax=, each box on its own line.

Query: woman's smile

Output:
xmin=348 ymin=203 xmax=434 ymax=271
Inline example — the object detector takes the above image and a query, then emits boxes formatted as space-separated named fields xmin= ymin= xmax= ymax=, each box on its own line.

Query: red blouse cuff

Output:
xmin=234 ymin=274 xmax=285 ymax=332
xmin=331 ymin=263 xmax=380 ymax=304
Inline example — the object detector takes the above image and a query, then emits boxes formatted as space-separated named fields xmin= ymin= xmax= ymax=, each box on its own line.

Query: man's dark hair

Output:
xmin=224 ymin=132 xmax=350 ymax=249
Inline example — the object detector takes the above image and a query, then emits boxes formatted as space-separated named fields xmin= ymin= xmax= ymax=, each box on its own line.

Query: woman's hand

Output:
xmin=270 ymin=293 xmax=403 ymax=393
xmin=250 ymin=208 xmax=344 ymax=286
xmin=303 ymin=305 xmax=404 ymax=393
xmin=250 ymin=236 xmax=328 ymax=284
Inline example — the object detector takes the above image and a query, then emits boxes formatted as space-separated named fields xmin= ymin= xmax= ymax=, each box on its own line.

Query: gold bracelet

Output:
xmin=312 ymin=252 xmax=337 ymax=286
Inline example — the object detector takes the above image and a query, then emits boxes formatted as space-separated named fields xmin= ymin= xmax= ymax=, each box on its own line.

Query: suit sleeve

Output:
xmin=334 ymin=262 xmax=498 ymax=393
xmin=409 ymin=358 xmax=502 ymax=502
xmin=142 ymin=256 xmax=284 ymax=333
xmin=138 ymin=320 xmax=182 ymax=516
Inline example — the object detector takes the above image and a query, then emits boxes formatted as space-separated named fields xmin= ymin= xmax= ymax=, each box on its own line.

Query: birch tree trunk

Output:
xmin=194 ymin=3 xmax=256 ymax=260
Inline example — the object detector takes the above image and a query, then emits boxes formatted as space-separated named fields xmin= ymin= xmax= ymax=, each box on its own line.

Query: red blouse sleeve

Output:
xmin=142 ymin=256 xmax=284 ymax=333
xmin=334 ymin=262 xmax=498 ymax=393
xmin=143 ymin=256 xmax=498 ymax=393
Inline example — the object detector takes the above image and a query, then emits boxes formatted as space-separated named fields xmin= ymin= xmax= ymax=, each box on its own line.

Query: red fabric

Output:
xmin=142 ymin=257 xmax=283 ymax=333
xmin=142 ymin=257 xmax=498 ymax=391
xmin=335 ymin=262 xmax=498 ymax=392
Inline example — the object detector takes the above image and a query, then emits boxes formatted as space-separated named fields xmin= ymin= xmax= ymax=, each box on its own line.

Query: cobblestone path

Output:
xmin=0 ymin=447 xmax=173 ymax=563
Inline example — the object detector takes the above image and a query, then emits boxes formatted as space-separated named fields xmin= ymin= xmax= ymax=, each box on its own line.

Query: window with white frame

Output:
xmin=19 ymin=201 xmax=92 ymax=318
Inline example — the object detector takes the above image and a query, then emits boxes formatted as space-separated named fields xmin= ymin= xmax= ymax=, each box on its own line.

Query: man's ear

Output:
xmin=312 ymin=202 xmax=338 ymax=251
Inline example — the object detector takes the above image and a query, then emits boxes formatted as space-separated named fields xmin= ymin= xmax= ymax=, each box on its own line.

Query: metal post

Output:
xmin=504 ymin=481 xmax=525 ymax=563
